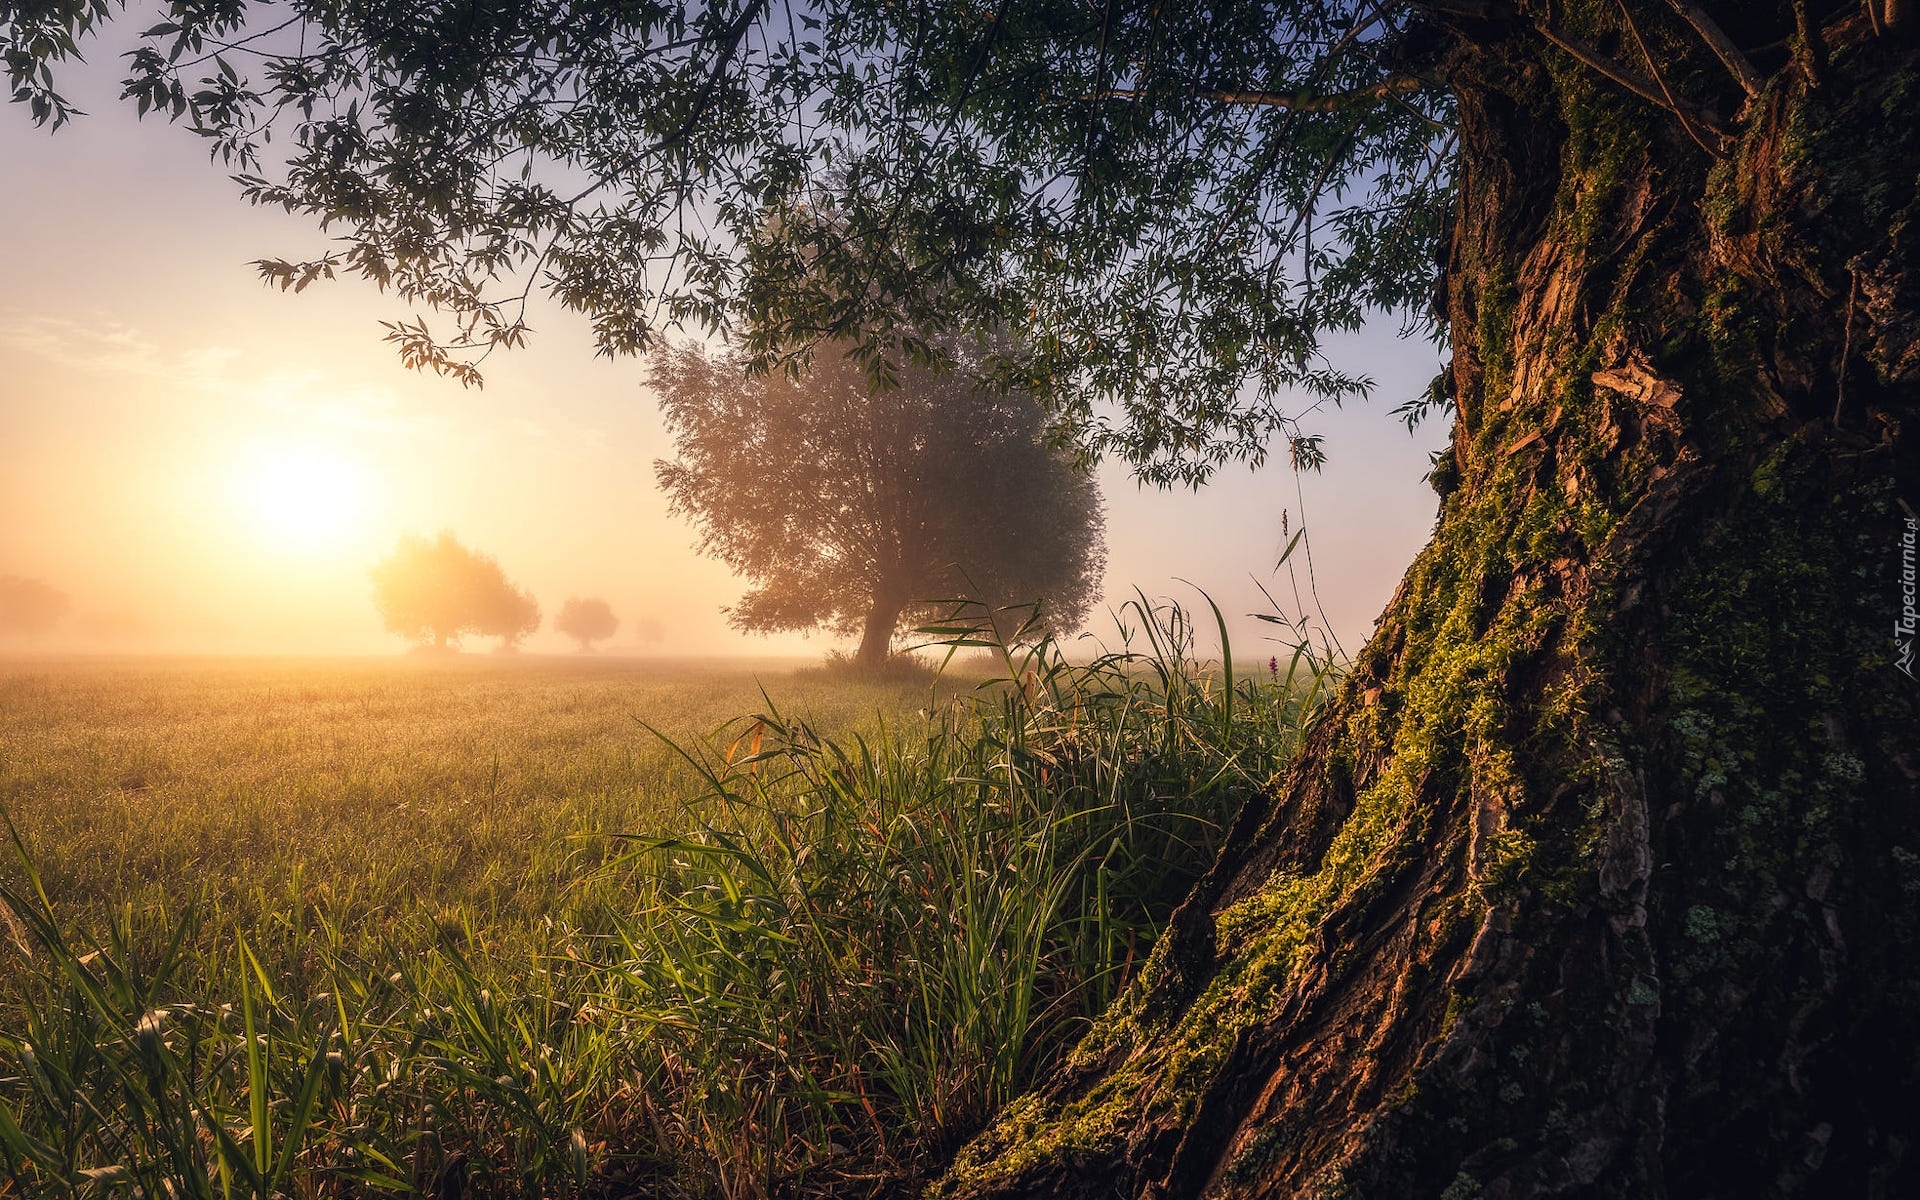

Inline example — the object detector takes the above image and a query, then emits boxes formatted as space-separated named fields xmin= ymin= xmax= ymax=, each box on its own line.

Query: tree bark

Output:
xmin=856 ymin=587 xmax=906 ymax=669
xmin=940 ymin=10 xmax=1920 ymax=1198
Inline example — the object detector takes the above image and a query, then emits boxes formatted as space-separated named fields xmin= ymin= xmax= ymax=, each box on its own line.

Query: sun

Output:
xmin=230 ymin=443 xmax=371 ymax=552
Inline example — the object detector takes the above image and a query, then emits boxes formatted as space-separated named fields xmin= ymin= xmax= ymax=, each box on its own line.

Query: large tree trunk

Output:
xmin=855 ymin=587 xmax=907 ymax=669
xmin=940 ymin=10 xmax=1920 ymax=1198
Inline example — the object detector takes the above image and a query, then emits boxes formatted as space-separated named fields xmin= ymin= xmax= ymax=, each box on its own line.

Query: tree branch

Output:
xmin=1618 ymin=1 xmax=1722 ymax=157
xmin=1531 ymin=15 xmax=1729 ymax=147
xmin=1099 ymin=72 xmax=1428 ymax=112
xmin=658 ymin=0 xmax=769 ymax=154
xmin=1416 ymin=0 xmax=1511 ymax=16
xmin=1664 ymin=0 xmax=1763 ymax=98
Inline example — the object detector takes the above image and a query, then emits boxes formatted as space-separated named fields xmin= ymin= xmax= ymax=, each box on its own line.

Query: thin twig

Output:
xmin=1664 ymin=0 xmax=1764 ymax=98
xmin=1531 ymin=15 xmax=1729 ymax=150
xmin=1618 ymin=1 xmax=1722 ymax=157
xmin=1097 ymin=73 xmax=1427 ymax=112
xmin=1835 ymin=270 xmax=1856 ymax=424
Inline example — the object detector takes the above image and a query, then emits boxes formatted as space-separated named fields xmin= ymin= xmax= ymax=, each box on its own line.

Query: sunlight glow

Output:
xmin=229 ymin=442 xmax=372 ymax=553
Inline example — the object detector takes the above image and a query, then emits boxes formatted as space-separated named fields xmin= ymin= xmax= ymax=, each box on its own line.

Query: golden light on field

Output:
xmin=228 ymin=441 xmax=375 ymax=553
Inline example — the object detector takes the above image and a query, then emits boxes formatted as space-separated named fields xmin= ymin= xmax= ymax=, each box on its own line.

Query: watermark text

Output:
xmin=1899 ymin=510 xmax=1917 ymax=679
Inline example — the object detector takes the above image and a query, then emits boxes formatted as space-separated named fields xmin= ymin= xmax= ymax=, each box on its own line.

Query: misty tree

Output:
xmin=0 ymin=576 xmax=69 ymax=636
xmin=9 ymin=0 xmax=1919 ymax=1192
xmin=653 ymin=342 xmax=1106 ymax=668
xmin=369 ymin=532 xmax=538 ymax=653
xmin=482 ymin=584 xmax=541 ymax=653
xmin=556 ymin=596 xmax=619 ymax=652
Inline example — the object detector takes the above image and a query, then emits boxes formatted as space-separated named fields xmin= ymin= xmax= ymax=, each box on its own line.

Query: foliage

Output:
xmin=485 ymin=588 xmax=542 ymax=652
xmin=368 ymin=531 xmax=540 ymax=651
xmin=0 ymin=0 xmax=1452 ymax=483
xmin=0 ymin=575 xmax=70 ymax=636
xmin=556 ymin=596 xmax=621 ymax=652
xmin=0 ymin=602 xmax=1335 ymax=1198
xmin=653 ymin=341 xmax=1106 ymax=666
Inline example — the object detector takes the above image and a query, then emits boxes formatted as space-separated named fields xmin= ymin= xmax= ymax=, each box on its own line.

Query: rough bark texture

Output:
xmin=938 ymin=7 xmax=1920 ymax=1198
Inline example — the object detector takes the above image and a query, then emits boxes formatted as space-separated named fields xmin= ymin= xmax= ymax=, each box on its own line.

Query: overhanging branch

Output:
xmin=1664 ymin=0 xmax=1763 ymax=99
xmin=1617 ymin=1 xmax=1723 ymax=157
xmin=1097 ymin=72 xmax=1429 ymax=112
xmin=1531 ymin=15 xmax=1730 ymax=150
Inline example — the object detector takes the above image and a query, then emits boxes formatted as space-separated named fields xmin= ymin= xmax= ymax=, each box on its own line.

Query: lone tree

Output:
xmin=369 ymin=532 xmax=539 ymax=652
xmin=653 ymin=342 xmax=1106 ymax=668
xmin=556 ymin=596 xmax=620 ymax=652
xmin=0 ymin=576 xmax=70 ymax=637
xmin=11 ymin=1 xmax=1919 ymax=1192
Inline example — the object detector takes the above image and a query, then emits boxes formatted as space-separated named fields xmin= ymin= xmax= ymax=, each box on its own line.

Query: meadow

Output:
xmin=0 ymin=608 xmax=1332 ymax=1199
xmin=0 ymin=653 xmax=962 ymax=957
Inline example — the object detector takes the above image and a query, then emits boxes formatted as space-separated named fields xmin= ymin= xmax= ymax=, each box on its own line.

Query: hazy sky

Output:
xmin=1 ymin=75 xmax=1449 ymax=661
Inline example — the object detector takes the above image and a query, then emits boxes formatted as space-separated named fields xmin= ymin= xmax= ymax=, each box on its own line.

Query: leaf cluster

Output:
xmin=4 ymin=0 xmax=1454 ymax=484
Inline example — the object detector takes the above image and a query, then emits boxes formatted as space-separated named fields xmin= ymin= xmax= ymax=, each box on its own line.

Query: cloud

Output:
xmin=0 ymin=310 xmax=240 ymax=380
xmin=0 ymin=308 xmax=450 ymax=440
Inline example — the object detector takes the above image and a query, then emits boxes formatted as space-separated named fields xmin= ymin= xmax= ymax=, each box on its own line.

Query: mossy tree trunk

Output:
xmin=942 ymin=7 xmax=1920 ymax=1197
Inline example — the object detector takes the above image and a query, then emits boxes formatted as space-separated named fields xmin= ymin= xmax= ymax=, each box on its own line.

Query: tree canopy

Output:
xmin=0 ymin=576 xmax=70 ymax=636
xmin=654 ymin=341 xmax=1106 ymax=666
xmin=556 ymin=595 xmax=620 ymax=651
xmin=368 ymin=531 xmax=540 ymax=651
xmin=2 ymin=0 xmax=1458 ymax=484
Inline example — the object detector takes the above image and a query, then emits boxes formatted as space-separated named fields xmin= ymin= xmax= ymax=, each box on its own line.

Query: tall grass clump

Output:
xmin=599 ymin=595 xmax=1335 ymax=1194
xmin=0 ymin=598 xmax=1336 ymax=1199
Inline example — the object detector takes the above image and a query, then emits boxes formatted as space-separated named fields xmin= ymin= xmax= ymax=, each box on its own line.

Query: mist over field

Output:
xmin=0 ymin=87 xmax=1445 ymax=662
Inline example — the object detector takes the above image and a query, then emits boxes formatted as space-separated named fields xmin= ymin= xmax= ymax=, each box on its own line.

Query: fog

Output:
xmin=1 ymin=88 xmax=1447 ymax=663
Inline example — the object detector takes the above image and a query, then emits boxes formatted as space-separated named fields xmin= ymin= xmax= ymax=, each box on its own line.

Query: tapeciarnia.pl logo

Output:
xmin=1899 ymin=511 xmax=1917 ymax=679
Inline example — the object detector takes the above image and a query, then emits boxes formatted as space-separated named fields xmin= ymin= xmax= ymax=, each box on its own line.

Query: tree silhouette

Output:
xmin=480 ymin=584 xmax=541 ymax=653
xmin=0 ymin=576 xmax=69 ymax=637
xmin=368 ymin=533 xmax=538 ymax=652
xmin=556 ymin=597 xmax=619 ymax=652
xmin=654 ymin=342 xmax=1105 ymax=667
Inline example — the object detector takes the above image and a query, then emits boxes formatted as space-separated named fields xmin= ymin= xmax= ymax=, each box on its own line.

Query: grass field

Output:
xmin=0 ymin=653 xmax=966 ymax=953
xmin=0 ymin=612 xmax=1331 ymax=1199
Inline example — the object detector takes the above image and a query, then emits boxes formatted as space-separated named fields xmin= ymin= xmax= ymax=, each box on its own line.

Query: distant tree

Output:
xmin=654 ymin=342 xmax=1106 ymax=668
xmin=369 ymin=532 xmax=537 ymax=652
xmin=481 ymin=585 xmax=542 ymax=653
xmin=0 ymin=576 xmax=70 ymax=637
xmin=556 ymin=597 xmax=619 ymax=652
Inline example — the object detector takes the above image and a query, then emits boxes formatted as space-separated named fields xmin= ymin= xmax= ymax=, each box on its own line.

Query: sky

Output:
xmin=0 ymin=74 xmax=1450 ymax=663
